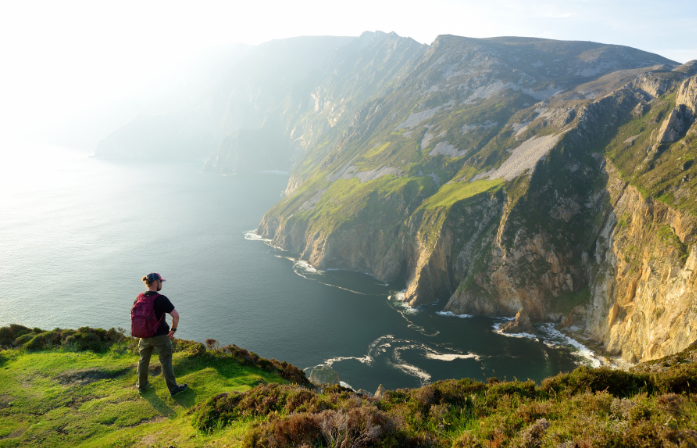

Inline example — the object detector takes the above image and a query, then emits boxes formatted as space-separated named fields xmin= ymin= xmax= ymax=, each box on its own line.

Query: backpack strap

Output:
xmin=148 ymin=292 xmax=165 ymax=325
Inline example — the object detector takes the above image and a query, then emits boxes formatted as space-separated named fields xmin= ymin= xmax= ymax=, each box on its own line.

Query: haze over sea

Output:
xmin=0 ymin=141 xmax=596 ymax=392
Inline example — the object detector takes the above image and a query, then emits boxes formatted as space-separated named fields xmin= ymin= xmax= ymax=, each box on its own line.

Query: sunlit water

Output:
xmin=0 ymin=141 xmax=598 ymax=392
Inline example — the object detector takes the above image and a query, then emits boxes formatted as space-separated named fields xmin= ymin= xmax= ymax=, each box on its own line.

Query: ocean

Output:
xmin=0 ymin=141 xmax=598 ymax=393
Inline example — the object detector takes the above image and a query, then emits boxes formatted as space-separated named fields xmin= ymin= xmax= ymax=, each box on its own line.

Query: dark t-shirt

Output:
xmin=134 ymin=291 xmax=175 ymax=337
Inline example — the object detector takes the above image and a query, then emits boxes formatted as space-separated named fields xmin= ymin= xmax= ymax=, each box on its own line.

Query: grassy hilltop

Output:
xmin=2 ymin=325 xmax=697 ymax=447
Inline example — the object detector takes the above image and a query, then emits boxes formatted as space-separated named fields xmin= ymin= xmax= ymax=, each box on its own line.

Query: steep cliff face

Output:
xmin=259 ymin=35 xmax=697 ymax=363
xmin=586 ymin=162 xmax=697 ymax=363
xmin=204 ymin=31 xmax=426 ymax=175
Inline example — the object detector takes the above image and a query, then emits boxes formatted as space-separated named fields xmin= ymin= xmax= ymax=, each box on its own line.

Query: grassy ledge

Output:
xmin=2 ymin=325 xmax=697 ymax=447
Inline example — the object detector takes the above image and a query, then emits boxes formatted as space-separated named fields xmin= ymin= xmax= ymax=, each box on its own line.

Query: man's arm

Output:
xmin=168 ymin=309 xmax=180 ymax=339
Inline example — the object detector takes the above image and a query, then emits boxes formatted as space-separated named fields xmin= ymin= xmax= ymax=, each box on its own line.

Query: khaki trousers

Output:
xmin=137 ymin=335 xmax=178 ymax=393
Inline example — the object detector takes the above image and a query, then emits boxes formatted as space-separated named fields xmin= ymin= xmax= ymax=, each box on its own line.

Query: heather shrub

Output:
xmin=488 ymin=380 xmax=537 ymax=399
xmin=656 ymin=393 xmax=685 ymax=416
xmin=510 ymin=418 xmax=549 ymax=448
xmin=652 ymin=363 xmax=697 ymax=394
xmin=513 ymin=401 xmax=552 ymax=424
xmin=14 ymin=333 xmax=35 ymax=346
xmin=540 ymin=366 xmax=651 ymax=397
xmin=0 ymin=324 xmax=34 ymax=347
xmin=191 ymin=384 xmax=323 ymax=431
xmin=24 ymin=331 xmax=63 ymax=350
xmin=452 ymin=431 xmax=483 ymax=448
xmin=244 ymin=406 xmax=422 ymax=448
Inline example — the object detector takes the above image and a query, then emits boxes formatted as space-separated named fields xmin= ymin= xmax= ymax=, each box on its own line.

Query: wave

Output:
xmin=538 ymin=323 xmax=602 ymax=368
xmin=321 ymin=334 xmax=483 ymax=387
xmin=489 ymin=317 xmax=604 ymax=368
xmin=425 ymin=353 xmax=480 ymax=361
xmin=490 ymin=316 xmax=538 ymax=341
xmin=436 ymin=311 xmax=473 ymax=319
xmin=387 ymin=292 xmax=440 ymax=337
xmin=291 ymin=261 xmax=381 ymax=296
xmin=294 ymin=260 xmax=318 ymax=273
xmin=324 ymin=355 xmax=373 ymax=366
xmin=243 ymin=230 xmax=271 ymax=242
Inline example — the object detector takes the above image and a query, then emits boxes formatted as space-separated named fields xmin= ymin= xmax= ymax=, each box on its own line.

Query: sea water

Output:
xmin=0 ymin=141 xmax=597 ymax=393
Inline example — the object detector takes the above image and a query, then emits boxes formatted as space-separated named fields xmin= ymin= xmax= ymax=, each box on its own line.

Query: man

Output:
xmin=133 ymin=272 xmax=188 ymax=396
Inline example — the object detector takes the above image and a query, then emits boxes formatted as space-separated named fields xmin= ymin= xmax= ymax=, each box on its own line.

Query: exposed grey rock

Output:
xmin=396 ymin=107 xmax=442 ymax=129
xmin=429 ymin=141 xmax=467 ymax=158
xmin=471 ymin=134 xmax=563 ymax=182
xmin=374 ymin=384 xmax=386 ymax=398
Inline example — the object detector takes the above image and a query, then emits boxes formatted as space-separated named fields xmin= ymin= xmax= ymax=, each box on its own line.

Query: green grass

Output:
xmin=0 ymin=329 xmax=296 ymax=447
xmin=419 ymin=179 xmax=504 ymax=210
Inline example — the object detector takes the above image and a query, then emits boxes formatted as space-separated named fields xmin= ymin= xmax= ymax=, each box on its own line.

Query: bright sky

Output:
xmin=0 ymin=0 xmax=695 ymax=139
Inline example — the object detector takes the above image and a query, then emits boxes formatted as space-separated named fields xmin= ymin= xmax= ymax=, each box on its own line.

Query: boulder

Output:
xmin=500 ymin=308 xmax=535 ymax=334
xmin=356 ymin=388 xmax=374 ymax=397
xmin=374 ymin=384 xmax=386 ymax=398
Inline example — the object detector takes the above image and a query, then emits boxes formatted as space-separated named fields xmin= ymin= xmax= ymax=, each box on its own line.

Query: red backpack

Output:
xmin=131 ymin=292 xmax=164 ymax=338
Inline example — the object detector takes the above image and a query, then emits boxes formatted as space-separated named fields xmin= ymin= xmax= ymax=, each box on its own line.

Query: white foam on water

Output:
xmin=322 ymin=334 xmax=485 ymax=388
xmin=392 ymin=362 xmax=432 ymax=383
xmin=425 ymin=353 xmax=480 ymax=361
xmin=390 ymin=291 xmax=418 ymax=314
xmin=294 ymin=260 xmax=318 ymax=273
xmin=539 ymin=323 xmax=602 ymax=368
xmin=387 ymin=293 xmax=440 ymax=337
xmin=436 ymin=311 xmax=473 ymax=319
xmin=324 ymin=355 xmax=373 ymax=366
xmin=243 ymin=230 xmax=271 ymax=242
xmin=491 ymin=318 xmax=539 ymax=341
xmin=340 ymin=381 xmax=355 ymax=390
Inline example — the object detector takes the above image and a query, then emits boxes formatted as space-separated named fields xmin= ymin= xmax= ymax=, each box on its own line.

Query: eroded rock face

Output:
xmin=500 ymin=308 xmax=535 ymax=334
xmin=656 ymin=107 xmax=690 ymax=144
xmin=677 ymin=75 xmax=697 ymax=115
xmin=584 ymin=162 xmax=697 ymax=363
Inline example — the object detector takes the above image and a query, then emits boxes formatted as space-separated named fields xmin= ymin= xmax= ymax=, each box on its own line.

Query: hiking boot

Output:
xmin=137 ymin=383 xmax=152 ymax=394
xmin=170 ymin=384 xmax=188 ymax=397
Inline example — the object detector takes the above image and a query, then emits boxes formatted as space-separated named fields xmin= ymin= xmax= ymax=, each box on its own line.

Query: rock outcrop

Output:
xmin=677 ymin=75 xmax=697 ymax=114
xmin=499 ymin=308 xmax=535 ymax=335
xmin=584 ymin=162 xmax=697 ymax=363
xmin=308 ymin=365 xmax=340 ymax=385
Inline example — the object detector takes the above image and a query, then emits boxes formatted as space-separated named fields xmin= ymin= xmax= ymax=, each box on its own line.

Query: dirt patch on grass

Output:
xmin=139 ymin=434 xmax=160 ymax=446
xmin=0 ymin=428 xmax=26 ymax=440
xmin=0 ymin=394 xmax=13 ymax=409
xmin=55 ymin=367 xmax=131 ymax=386
xmin=125 ymin=416 xmax=166 ymax=428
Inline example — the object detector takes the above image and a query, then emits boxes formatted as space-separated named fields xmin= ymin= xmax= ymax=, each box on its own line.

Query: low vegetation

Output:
xmin=2 ymin=325 xmax=697 ymax=447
